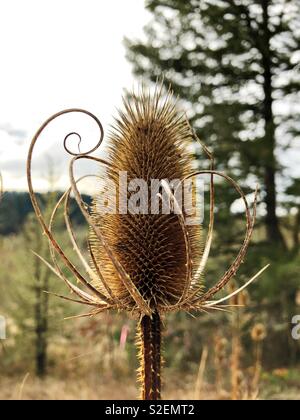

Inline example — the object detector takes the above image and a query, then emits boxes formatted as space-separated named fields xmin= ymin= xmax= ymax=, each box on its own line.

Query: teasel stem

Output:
xmin=138 ymin=311 xmax=162 ymax=400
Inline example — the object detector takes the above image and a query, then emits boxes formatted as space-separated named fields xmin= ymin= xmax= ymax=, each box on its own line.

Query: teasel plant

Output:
xmin=27 ymin=84 xmax=269 ymax=400
xmin=250 ymin=323 xmax=267 ymax=396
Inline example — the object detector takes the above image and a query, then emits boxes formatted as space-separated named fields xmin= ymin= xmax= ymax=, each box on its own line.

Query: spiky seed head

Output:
xmin=295 ymin=290 xmax=300 ymax=306
xmin=215 ymin=336 xmax=228 ymax=354
xmin=214 ymin=335 xmax=227 ymax=364
xmin=90 ymin=88 xmax=202 ymax=314
xmin=251 ymin=323 xmax=266 ymax=342
xmin=238 ymin=289 xmax=250 ymax=307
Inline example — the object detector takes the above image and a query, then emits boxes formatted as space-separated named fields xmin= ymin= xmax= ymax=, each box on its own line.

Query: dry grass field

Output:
xmin=1 ymin=370 xmax=299 ymax=400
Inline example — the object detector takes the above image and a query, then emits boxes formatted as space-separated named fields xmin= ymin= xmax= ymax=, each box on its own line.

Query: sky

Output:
xmin=0 ymin=1 xmax=299 ymax=196
xmin=0 ymin=0 xmax=150 ymax=191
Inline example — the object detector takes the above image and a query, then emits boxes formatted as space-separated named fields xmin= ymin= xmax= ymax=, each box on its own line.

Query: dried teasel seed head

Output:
xmin=26 ymin=85 xmax=267 ymax=401
xmin=228 ymin=283 xmax=250 ymax=307
xmin=214 ymin=335 xmax=228 ymax=354
xmin=90 ymin=88 xmax=203 ymax=314
xmin=236 ymin=370 xmax=244 ymax=387
xmin=238 ymin=289 xmax=250 ymax=306
xmin=295 ymin=290 xmax=300 ymax=306
xmin=251 ymin=323 xmax=267 ymax=342
xmin=214 ymin=335 xmax=228 ymax=365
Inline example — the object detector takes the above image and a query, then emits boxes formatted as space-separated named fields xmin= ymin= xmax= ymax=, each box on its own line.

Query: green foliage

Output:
xmin=0 ymin=192 xmax=91 ymax=235
xmin=0 ymin=214 xmax=83 ymax=374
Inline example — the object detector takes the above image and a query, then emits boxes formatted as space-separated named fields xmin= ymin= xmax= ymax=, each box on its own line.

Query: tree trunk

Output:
xmin=262 ymin=0 xmax=286 ymax=247
xmin=35 ymin=284 xmax=48 ymax=377
xmin=293 ymin=206 xmax=300 ymax=251
xmin=35 ymin=256 xmax=49 ymax=377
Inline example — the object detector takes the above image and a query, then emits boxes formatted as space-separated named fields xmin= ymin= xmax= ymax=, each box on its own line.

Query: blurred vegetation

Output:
xmin=0 ymin=192 xmax=91 ymax=235
xmin=0 ymin=195 xmax=299 ymax=398
xmin=125 ymin=0 xmax=300 ymax=247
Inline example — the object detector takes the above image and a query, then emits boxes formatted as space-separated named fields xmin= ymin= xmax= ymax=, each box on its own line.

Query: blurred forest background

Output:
xmin=0 ymin=0 xmax=300 ymax=400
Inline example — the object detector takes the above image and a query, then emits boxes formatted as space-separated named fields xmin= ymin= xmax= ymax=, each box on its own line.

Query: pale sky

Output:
xmin=0 ymin=0 xmax=150 ymax=191
xmin=0 ymin=0 xmax=299 ymax=196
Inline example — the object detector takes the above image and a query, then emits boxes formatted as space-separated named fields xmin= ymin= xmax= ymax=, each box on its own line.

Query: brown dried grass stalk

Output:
xmin=27 ymin=84 xmax=268 ymax=400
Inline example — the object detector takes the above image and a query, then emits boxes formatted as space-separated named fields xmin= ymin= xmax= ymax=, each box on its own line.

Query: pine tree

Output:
xmin=125 ymin=0 xmax=300 ymax=247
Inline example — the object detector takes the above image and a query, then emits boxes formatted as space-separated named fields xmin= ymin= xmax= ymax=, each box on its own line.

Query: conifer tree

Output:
xmin=126 ymin=0 xmax=300 ymax=247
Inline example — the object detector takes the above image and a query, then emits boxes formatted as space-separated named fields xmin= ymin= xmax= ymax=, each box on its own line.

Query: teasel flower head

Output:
xmin=27 ymin=84 xmax=269 ymax=400
xmin=251 ymin=323 xmax=267 ymax=342
xmin=295 ymin=290 xmax=300 ymax=306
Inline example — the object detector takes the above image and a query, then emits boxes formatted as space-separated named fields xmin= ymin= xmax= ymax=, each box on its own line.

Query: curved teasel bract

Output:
xmin=27 ymin=86 xmax=269 ymax=400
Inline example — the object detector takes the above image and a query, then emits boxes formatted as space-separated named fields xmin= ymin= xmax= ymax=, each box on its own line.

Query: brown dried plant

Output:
xmin=230 ymin=288 xmax=245 ymax=400
xmin=213 ymin=333 xmax=228 ymax=397
xmin=27 ymin=85 xmax=268 ymax=400
xmin=250 ymin=323 xmax=267 ymax=396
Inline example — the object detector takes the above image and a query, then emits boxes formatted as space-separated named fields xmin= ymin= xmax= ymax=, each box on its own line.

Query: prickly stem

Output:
xmin=137 ymin=311 xmax=162 ymax=400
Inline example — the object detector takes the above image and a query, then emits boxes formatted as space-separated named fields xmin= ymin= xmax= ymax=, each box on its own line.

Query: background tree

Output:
xmin=23 ymin=210 xmax=52 ymax=377
xmin=125 ymin=0 xmax=300 ymax=365
xmin=284 ymin=178 xmax=300 ymax=252
xmin=0 ymin=190 xmax=85 ymax=377
xmin=125 ymin=0 xmax=300 ymax=248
